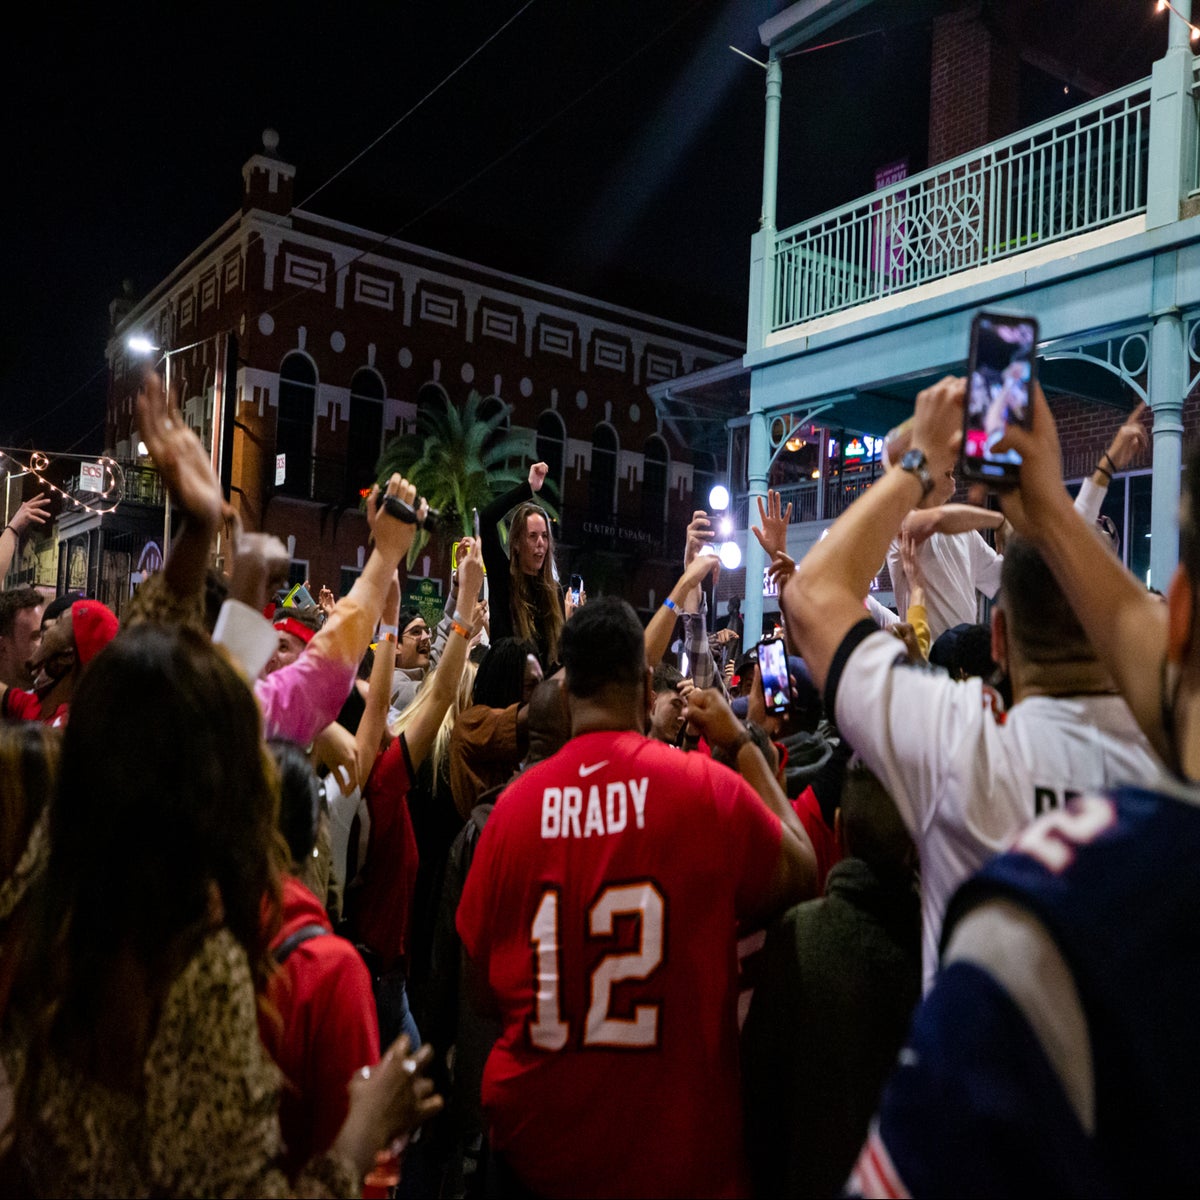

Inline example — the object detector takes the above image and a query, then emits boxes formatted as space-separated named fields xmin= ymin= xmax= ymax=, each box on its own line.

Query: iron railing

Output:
xmin=732 ymin=472 xmax=877 ymax=530
xmin=772 ymin=78 xmax=1152 ymax=332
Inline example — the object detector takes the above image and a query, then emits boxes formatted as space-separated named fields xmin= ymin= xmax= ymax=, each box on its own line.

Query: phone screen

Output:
xmin=569 ymin=573 xmax=583 ymax=604
xmin=962 ymin=312 xmax=1038 ymax=485
xmin=756 ymin=637 xmax=791 ymax=716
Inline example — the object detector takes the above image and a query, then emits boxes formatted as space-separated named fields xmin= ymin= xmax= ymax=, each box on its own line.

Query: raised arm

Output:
xmin=687 ymin=687 xmax=817 ymax=910
xmin=136 ymin=367 xmax=224 ymax=603
xmin=352 ymin=569 xmax=402 ymax=786
xmin=784 ymin=377 xmax=964 ymax=693
xmin=644 ymin=552 xmax=720 ymax=669
xmin=1075 ymin=400 xmax=1149 ymax=522
xmin=402 ymin=537 xmax=486 ymax=772
xmin=995 ymin=383 xmax=1169 ymax=759
xmin=0 ymin=494 xmax=50 ymax=582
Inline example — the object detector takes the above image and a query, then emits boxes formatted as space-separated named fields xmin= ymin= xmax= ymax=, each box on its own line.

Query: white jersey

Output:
xmin=887 ymin=530 xmax=1002 ymax=642
xmin=833 ymin=628 xmax=1166 ymax=992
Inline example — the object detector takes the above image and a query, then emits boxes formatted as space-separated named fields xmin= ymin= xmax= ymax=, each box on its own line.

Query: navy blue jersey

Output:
xmin=852 ymin=785 xmax=1200 ymax=1197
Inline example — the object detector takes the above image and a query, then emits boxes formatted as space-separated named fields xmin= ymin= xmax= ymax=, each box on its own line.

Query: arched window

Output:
xmin=590 ymin=424 xmax=618 ymax=518
xmin=276 ymin=353 xmax=316 ymax=499
xmin=536 ymin=410 xmax=566 ymax=500
xmin=346 ymin=367 xmax=385 ymax=503
xmin=642 ymin=435 xmax=669 ymax=528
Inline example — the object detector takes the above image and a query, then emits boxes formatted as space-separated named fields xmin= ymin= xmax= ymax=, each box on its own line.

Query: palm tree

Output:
xmin=375 ymin=387 xmax=556 ymax=566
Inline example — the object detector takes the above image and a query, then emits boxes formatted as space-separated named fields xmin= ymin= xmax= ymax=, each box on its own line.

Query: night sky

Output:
xmin=1 ymin=0 xmax=1168 ymax=459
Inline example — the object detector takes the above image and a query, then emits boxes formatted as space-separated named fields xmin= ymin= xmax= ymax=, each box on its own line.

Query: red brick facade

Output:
xmin=105 ymin=137 xmax=742 ymax=615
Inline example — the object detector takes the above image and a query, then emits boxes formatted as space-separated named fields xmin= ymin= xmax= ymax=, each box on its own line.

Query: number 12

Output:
xmin=527 ymin=881 xmax=665 ymax=1051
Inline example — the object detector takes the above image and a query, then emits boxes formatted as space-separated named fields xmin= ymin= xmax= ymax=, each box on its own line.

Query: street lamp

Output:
xmin=126 ymin=333 xmax=173 ymax=563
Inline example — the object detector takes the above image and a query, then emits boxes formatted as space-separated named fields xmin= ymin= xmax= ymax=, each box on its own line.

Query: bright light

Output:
xmin=719 ymin=540 xmax=742 ymax=570
xmin=127 ymin=335 xmax=158 ymax=356
xmin=136 ymin=441 xmax=148 ymax=457
xmin=708 ymin=484 xmax=730 ymax=511
xmin=719 ymin=517 xmax=733 ymax=538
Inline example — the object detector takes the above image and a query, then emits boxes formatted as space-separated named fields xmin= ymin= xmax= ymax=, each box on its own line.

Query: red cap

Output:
xmin=71 ymin=600 xmax=119 ymax=667
xmin=273 ymin=615 xmax=316 ymax=645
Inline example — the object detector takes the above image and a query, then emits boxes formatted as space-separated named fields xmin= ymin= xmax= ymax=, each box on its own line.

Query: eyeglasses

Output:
xmin=402 ymin=626 xmax=431 ymax=640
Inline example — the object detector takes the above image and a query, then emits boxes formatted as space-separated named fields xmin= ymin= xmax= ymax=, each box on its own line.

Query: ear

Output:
xmin=1166 ymin=566 xmax=1195 ymax=667
xmin=990 ymin=606 xmax=1008 ymax=675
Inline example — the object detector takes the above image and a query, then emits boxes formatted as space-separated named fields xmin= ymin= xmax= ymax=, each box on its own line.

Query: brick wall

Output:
xmin=928 ymin=3 xmax=1019 ymax=166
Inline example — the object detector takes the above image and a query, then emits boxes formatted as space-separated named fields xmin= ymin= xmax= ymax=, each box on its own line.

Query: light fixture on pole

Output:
xmin=126 ymin=333 xmax=172 ymax=564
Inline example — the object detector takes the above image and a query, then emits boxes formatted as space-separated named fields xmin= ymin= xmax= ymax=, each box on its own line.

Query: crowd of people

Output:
xmin=0 ymin=359 xmax=1194 ymax=1198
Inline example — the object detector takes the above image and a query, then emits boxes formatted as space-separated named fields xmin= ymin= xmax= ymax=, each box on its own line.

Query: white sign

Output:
xmin=275 ymin=453 xmax=286 ymax=486
xmin=79 ymin=461 xmax=104 ymax=494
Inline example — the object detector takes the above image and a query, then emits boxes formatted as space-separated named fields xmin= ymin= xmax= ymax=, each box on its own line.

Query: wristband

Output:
xmin=378 ymin=623 xmax=398 ymax=639
xmin=1095 ymin=463 xmax=1113 ymax=481
xmin=450 ymin=619 xmax=472 ymax=640
xmin=383 ymin=632 xmax=397 ymax=644
xmin=1 ymin=526 xmax=14 ymax=539
xmin=452 ymin=611 xmax=468 ymax=627
xmin=663 ymin=597 xmax=678 ymax=612
xmin=1102 ymin=451 xmax=1118 ymax=475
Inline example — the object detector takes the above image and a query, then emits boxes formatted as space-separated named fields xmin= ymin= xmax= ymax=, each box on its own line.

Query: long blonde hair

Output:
xmin=508 ymin=502 xmax=563 ymax=664
xmin=390 ymin=658 xmax=479 ymax=781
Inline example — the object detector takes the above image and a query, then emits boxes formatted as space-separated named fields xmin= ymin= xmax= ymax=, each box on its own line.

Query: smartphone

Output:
xmin=569 ymin=573 xmax=583 ymax=605
xmin=756 ymin=637 xmax=791 ymax=716
xmin=962 ymin=311 xmax=1038 ymax=487
xmin=473 ymin=507 xmax=481 ymax=540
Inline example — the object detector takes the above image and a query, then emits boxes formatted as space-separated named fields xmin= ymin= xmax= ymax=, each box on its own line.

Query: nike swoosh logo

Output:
xmin=578 ymin=760 xmax=609 ymax=778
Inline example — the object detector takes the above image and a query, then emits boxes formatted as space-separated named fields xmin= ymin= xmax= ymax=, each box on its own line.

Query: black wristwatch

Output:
xmin=899 ymin=448 xmax=935 ymax=498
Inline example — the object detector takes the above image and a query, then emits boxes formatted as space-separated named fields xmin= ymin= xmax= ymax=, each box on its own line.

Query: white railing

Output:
xmin=772 ymin=79 xmax=1152 ymax=332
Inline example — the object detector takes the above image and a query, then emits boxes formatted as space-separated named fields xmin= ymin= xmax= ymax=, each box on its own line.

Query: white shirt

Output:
xmin=834 ymin=629 xmax=1166 ymax=992
xmin=887 ymin=530 xmax=1002 ymax=643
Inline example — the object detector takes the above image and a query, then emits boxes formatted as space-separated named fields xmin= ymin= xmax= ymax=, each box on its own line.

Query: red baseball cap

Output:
xmin=71 ymin=600 xmax=119 ymax=667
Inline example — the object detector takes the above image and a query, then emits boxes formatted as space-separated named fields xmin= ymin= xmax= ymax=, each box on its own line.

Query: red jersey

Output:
xmin=456 ymin=729 xmax=783 ymax=1199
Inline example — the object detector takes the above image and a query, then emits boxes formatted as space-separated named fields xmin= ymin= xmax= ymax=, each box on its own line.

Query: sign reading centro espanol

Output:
xmin=580 ymin=519 xmax=662 ymax=552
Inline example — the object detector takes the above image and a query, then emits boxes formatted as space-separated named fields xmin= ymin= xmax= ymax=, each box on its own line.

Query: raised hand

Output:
xmin=455 ymin=536 xmax=485 ymax=620
xmin=7 ymin=493 xmax=50 ymax=536
xmin=766 ymin=550 xmax=796 ymax=590
xmin=751 ymin=490 xmax=793 ymax=559
xmin=528 ymin=461 xmax=549 ymax=493
xmin=1105 ymin=400 xmax=1149 ymax=472
xmin=136 ymin=367 xmax=223 ymax=531
xmin=993 ymin=380 xmax=1068 ymax=539
xmin=685 ymin=510 xmax=715 ymax=566
xmin=318 ymin=585 xmax=337 ymax=617
xmin=368 ymin=475 xmax=424 ymax=570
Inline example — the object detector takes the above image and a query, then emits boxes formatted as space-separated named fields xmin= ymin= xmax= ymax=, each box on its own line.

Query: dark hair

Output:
xmin=267 ymin=739 xmax=322 ymax=867
xmin=25 ymin=625 xmax=285 ymax=1054
xmin=203 ymin=568 xmax=230 ymax=634
xmin=839 ymin=763 xmax=914 ymax=874
xmin=41 ymin=593 xmax=80 ymax=627
xmin=0 ymin=722 xmax=59 ymax=906
xmin=929 ymin=623 xmax=996 ymax=681
xmin=474 ymin=637 xmax=538 ymax=709
xmin=998 ymin=535 xmax=1094 ymax=664
xmin=561 ymin=596 xmax=646 ymax=700
xmin=508 ymin=503 xmax=563 ymax=665
xmin=651 ymin=662 xmax=683 ymax=695
xmin=276 ymin=603 xmax=324 ymax=635
xmin=0 ymin=586 xmax=43 ymax=639
xmin=525 ymin=678 xmax=572 ymax=767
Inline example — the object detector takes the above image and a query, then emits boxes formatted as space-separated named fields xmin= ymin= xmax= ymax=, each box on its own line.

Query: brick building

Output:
xmin=94 ymin=131 xmax=740 ymax=618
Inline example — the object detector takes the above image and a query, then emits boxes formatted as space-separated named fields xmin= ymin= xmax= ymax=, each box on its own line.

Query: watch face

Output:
xmin=900 ymin=449 xmax=926 ymax=471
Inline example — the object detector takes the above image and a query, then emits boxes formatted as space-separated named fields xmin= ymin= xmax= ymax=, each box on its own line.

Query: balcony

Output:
xmin=770 ymin=78 xmax=1153 ymax=335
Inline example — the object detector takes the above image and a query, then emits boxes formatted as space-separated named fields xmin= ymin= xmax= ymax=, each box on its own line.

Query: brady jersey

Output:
xmin=456 ymin=729 xmax=783 ymax=1199
xmin=830 ymin=622 xmax=1165 ymax=990
xmin=853 ymin=784 xmax=1200 ymax=1196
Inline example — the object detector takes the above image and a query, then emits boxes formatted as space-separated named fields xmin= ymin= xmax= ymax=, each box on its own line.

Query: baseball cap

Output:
xmin=71 ymin=600 xmax=119 ymax=667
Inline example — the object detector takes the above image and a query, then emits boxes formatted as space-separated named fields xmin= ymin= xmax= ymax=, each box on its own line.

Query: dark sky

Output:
xmin=1 ymin=0 xmax=1167 ymax=458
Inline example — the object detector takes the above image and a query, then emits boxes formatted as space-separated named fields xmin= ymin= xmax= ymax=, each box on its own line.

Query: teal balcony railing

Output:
xmin=771 ymin=79 xmax=1152 ymax=333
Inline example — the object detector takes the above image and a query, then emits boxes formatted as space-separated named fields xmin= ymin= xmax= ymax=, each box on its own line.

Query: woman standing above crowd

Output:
xmin=479 ymin=461 xmax=577 ymax=670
